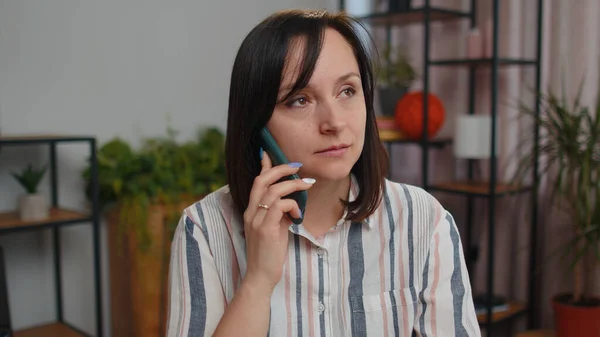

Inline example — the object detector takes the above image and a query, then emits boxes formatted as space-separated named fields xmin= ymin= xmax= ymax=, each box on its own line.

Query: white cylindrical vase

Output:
xmin=18 ymin=194 xmax=49 ymax=221
xmin=454 ymin=115 xmax=495 ymax=159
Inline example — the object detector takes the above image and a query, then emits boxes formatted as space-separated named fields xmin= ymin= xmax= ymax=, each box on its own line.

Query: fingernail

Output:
xmin=298 ymin=209 xmax=303 ymax=218
xmin=302 ymin=178 xmax=316 ymax=184
xmin=259 ymin=147 xmax=264 ymax=160
xmin=288 ymin=162 xmax=302 ymax=168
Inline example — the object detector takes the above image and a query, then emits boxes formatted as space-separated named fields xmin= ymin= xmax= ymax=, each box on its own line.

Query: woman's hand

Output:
xmin=242 ymin=150 xmax=315 ymax=293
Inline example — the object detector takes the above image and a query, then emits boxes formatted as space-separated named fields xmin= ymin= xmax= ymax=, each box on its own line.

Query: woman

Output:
xmin=167 ymin=9 xmax=480 ymax=337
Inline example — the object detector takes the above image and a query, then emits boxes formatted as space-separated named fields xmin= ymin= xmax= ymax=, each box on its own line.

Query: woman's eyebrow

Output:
xmin=278 ymin=72 xmax=361 ymax=94
xmin=336 ymin=72 xmax=361 ymax=84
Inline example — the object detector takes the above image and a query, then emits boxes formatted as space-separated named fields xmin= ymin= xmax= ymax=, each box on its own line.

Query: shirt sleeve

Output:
xmin=166 ymin=213 xmax=226 ymax=337
xmin=412 ymin=209 xmax=481 ymax=336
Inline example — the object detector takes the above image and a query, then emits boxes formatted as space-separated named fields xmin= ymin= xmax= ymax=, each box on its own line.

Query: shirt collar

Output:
xmin=287 ymin=174 xmax=374 ymax=236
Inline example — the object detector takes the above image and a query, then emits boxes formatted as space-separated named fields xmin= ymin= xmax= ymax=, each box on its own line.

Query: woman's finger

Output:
xmin=255 ymin=161 xmax=303 ymax=187
xmin=260 ymin=147 xmax=272 ymax=174
xmin=244 ymin=149 xmax=274 ymax=225
xmin=257 ymin=178 xmax=315 ymax=216
xmin=258 ymin=198 xmax=302 ymax=230
xmin=245 ymin=173 xmax=311 ymax=226
xmin=246 ymin=163 xmax=302 ymax=221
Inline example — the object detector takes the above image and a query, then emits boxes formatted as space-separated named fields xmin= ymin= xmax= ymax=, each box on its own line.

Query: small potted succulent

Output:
xmin=11 ymin=164 xmax=48 ymax=221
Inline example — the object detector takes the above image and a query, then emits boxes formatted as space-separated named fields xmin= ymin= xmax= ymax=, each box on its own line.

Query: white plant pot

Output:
xmin=18 ymin=193 xmax=49 ymax=221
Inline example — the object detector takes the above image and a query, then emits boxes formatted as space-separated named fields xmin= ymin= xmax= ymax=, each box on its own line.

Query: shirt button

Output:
xmin=316 ymin=247 xmax=325 ymax=257
xmin=318 ymin=302 xmax=325 ymax=313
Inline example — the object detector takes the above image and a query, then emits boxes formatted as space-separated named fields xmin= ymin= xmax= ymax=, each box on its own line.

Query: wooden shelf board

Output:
xmin=0 ymin=208 xmax=91 ymax=232
xmin=358 ymin=7 xmax=470 ymax=26
xmin=379 ymin=129 xmax=405 ymax=141
xmin=379 ymin=132 xmax=452 ymax=146
xmin=477 ymin=301 xmax=527 ymax=325
xmin=14 ymin=322 xmax=87 ymax=337
xmin=429 ymin=181 xmax=530 ymax=196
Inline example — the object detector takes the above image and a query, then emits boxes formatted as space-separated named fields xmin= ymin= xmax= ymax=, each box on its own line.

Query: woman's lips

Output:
xmin=315 ymin=144 xmax=350 ymax=157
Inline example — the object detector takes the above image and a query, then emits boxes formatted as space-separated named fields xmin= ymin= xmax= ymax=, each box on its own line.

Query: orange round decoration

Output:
xmin=394 ymin=91 xmax=445 ymax=140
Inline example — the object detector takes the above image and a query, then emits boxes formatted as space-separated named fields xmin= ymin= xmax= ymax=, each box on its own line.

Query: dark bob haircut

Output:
xmin=225 ymin=9 xmax=389 ymax=222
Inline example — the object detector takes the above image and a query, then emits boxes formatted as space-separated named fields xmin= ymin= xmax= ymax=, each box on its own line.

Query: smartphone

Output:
xmin=259 ymin=127 xmax=307 ymax=224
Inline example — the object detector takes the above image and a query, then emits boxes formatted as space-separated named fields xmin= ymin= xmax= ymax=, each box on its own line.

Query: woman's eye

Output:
xmin=340 ymin=87 xmax=356 ymax=98
xmin=286 ymin=97 xmax=308 ymax=107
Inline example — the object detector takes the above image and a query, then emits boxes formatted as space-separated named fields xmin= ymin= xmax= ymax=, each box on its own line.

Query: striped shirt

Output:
xmin=167 ymin=177 xmax=481 ymax=336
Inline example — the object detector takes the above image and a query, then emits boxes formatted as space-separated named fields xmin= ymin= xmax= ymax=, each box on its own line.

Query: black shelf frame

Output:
xmin=381 ymin=137 xmax=452 ymax=148
xmin=430 ymin=58 xmax=538 ymax=67
xmin=427 ymin=184 xmax=532 ymax=198
xmin=0 ymin=135 xmax=103 ymax=337
xmin=343 ymin=0 xmax=544 ymax=334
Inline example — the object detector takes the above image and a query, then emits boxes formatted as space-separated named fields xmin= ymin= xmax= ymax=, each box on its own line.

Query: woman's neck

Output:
xmin=301 ymin=175 xmax=351 ymax=238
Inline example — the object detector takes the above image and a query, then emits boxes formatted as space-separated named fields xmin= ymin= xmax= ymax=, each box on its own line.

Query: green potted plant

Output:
xmin=513 ymin=79 xmax=600 ymax=337
xmin=84 ymin=125 xmax=226 ymax=245
xmin=82 ymin=124 xmax=226 ymax=337
xmin=11 ymin=164 xmax=48 ymax=221
xmin=376 ymin=45 xmax=417 ymax=116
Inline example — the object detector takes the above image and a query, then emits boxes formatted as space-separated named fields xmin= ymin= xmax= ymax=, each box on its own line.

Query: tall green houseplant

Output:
xmin=83 ymin=125 xmax=227 ymax=249
xmin=514 ymin=78 xmax=600 ymax=336
xmin=83 ymin=125 xmax=227 ymax=337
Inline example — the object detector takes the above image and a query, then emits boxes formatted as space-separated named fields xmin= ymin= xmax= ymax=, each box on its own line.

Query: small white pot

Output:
xmin=18 ymin=193 xmax=49 ymax=221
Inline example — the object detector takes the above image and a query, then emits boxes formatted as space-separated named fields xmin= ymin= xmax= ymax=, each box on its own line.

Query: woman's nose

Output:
xmin=318 ymin=101 xmax=346 ymax=134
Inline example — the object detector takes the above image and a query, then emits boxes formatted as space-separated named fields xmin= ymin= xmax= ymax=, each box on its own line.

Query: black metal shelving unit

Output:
xmin=0 ymin=135 xmax=102 ymax=337
xmin=342 ymin=0 xmax=544 ymax=335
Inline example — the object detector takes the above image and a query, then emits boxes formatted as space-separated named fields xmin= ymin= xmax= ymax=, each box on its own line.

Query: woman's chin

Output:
xmin=301 ymin=165 xmax=353 ymax=183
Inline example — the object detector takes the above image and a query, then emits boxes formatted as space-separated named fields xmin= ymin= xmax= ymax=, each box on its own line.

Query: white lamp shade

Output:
xmin=454 ymin=115 xmax=494 ymax=159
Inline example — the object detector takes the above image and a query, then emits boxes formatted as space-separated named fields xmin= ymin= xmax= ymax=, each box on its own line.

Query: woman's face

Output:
xmin=267 ymin=28 xmax=366 ymax=183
